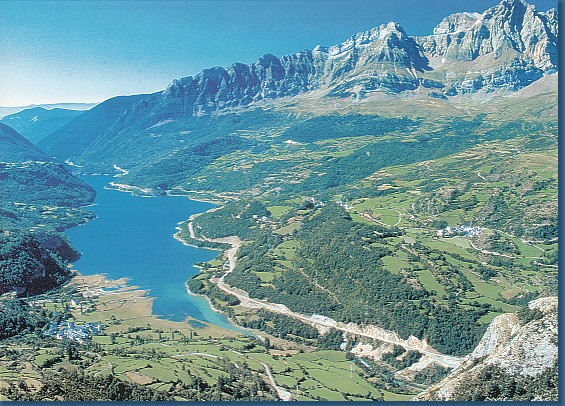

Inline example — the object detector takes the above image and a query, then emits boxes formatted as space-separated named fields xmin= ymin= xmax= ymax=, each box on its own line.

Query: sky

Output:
xmin=0 ymin=0 xmax=558 ymax=106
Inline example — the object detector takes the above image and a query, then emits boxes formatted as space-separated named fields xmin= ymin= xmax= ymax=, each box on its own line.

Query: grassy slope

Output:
xmin=1 ymin=79 xmax=556 ymax=400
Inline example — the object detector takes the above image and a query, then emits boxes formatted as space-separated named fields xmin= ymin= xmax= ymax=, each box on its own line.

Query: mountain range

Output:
xmin=38 ymin=0 xmax=557 ymax=171
xmin=0 ymin=0 xmax=558 ymax=401
xmin=0 ymin=103 xmax=97 ymax=120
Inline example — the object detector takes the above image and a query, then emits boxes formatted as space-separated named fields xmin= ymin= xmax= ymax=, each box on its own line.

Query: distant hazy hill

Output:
xmin=0 ymin=102 xmax=97 ymax=119
xmin=0 ymin=121 xmax=95 ymax=217
xmin=0 ymin=122 xmax=95 ymax=207
xmin=0 ymin=107 xmax=83 ymax=144
xmin=38 ymin=94 xmax=152 ymax=161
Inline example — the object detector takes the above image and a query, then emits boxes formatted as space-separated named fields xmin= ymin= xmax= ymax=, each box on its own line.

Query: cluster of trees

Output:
xmin=280 ymin=114 xmax=419 ymax=143
xmin=193 ymin=200 xmax=271 ymax=240
xmin=0 ymin=232 xmax=72 ymax=296
xmin=516 ymin=306 xmax=544 ymax=324
xmin=423 ymin=304 xmax=486 ymax=355
xmin=0 ymin=298 xmax=50 ymax=339
xmin=407 ymin=242 xmax=474 ymax=295
xmin=317 ymin=328 xmax=344 ymax=350
xmin=413 ymin=363 xmax=450 ymax=385
xmin=486 ymin=232 xmax=521 ymax=255
xmin=217 ymin=203 xmax=485 ymax=355
xmin=240 ymin=309 xmax=319 ymax=341
xmin=453 ymin=362 xmax=557 ymax=401
xmin=381 ymin=346 xmax=422 ymax=370
xmin=478 ymin=265 xmax=498 ymax=281
xmin=0 ymin=162 xmax=95 ymax=207
xmin=476 ymin=190 xmax=557 ymax=242
xmin=0 ymin=200 xmax=95 ymax=234
xmin=186 ymin=278 xmax=204 ymax=294
xmin=531 ymin=220 xmax=558 ymax=242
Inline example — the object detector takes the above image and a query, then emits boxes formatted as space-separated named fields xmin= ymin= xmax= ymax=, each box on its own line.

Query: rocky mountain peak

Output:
xmin=498 ymin=0 xmax=530 ymax=12
xmin=118 ymin=0 xmax=558 ymax=119
xmin=313 ymin=20 xmax=429 ymax=94
xmin=419 ymin=0 xmax=557 ymax=69
xmin=433 ymin=12 xmax=481 ymax=35
xmin=323 ymin=21 xmax=410 ymax=59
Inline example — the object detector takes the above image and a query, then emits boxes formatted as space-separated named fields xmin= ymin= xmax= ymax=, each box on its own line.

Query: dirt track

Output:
xmin=185 ymin=223 xmax=464 ymax=369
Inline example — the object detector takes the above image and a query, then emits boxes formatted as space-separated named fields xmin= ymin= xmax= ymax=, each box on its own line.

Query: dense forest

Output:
xmin=194 ymin=202 xmax=487 ymax=355
xmin=123 ymin=135 xmax=269 ymax=191
xmin=279 ymin=114 xmax=420 ymax=143
xmin=0 ymin=298 xmax=50 ymax=340
xmin=0 ymin=232 xmax=73 ymax=297
xmin=0 ymin=161 xmax=95 ymax=207
xmin=0 ymin=125 xmax=96 ymax=299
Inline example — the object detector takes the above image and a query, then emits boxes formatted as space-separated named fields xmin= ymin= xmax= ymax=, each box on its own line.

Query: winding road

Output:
xmin=184 ymin=221 xmax=464 ymax=370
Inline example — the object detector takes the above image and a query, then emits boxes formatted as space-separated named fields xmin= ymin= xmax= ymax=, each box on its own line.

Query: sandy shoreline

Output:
xmin=172 ymin=212 xmax=259 ymax=338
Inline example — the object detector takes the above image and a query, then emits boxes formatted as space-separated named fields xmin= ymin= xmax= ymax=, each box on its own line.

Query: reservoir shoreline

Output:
xmin=65 ymin=175 xmax=240 ymax=332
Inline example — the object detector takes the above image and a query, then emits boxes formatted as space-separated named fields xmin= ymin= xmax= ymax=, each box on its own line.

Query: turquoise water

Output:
xmin=66 ymin=176 xmax=237 ymax=330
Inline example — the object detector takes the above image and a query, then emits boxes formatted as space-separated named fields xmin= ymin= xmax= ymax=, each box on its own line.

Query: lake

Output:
xmin=66 ymin=176 xmax=238 ymax=330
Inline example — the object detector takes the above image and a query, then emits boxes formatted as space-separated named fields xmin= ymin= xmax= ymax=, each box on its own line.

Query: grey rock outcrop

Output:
xmin=417 ymin=0 xmax=557 ymax=93
xmin=413 ymin=297 xmax=558 ymax=401
xmin=419 ymin=0 xmax=557 ymax=69
xmin=160 ymin=51 xmax=322 ymax=116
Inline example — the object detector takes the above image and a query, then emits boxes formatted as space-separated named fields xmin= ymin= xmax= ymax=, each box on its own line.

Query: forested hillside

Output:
xmin=179 ymin=77 xmax=557 ymax=361
xmin=0 ymin=0 xmax=557 ymax=400
xmin=0 ymin=124 xmax=95 ymax=301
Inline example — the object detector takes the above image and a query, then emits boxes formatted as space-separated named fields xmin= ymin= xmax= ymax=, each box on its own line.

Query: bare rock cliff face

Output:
xmin=417 ymin=0 xmax=557 ymax=94
xmin=419 ymin=0 xmax=557 ymax=69
xmin=413 ymin=297 xmax=558 ymax=401
xmin=160 ymin=51 xmax=322 ymax=116
xmin=152 ymin=0 xmax=557 ymax=115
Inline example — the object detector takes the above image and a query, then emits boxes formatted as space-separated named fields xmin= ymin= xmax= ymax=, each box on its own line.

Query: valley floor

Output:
xmin=0 ymin=272 xmax=413 ymax=401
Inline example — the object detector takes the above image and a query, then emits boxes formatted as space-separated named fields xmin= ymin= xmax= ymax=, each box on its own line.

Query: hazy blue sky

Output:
xmin=0 ymin=0 xmax=557 ymax=106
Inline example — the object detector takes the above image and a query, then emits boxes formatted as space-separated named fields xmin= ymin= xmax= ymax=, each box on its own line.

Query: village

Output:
xmin=44 ymin=320 xmax=104 ymax=344
xmin=436 ymin=225 xmax=482 ymax=238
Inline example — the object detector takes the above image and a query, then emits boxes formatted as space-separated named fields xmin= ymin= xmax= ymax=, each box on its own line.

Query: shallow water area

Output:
xmin=66 ymin=175 xmax=237 ymax=330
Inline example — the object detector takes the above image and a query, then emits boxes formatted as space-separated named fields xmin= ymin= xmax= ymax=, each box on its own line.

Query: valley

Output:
xmin=0 ymin=0 xmax=558 ymax=401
